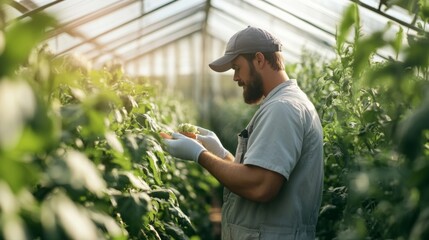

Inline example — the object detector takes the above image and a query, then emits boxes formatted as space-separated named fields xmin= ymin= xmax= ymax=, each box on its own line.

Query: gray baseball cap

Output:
xmin=209 ymin=26 xmax=282 ymax=72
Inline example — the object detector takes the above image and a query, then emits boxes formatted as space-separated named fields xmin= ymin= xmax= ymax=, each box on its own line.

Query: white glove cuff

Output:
xmin=194 ymin=149 xmax=206 ymax=163
xmin=220 ymin=148 xmax=229 ymax=159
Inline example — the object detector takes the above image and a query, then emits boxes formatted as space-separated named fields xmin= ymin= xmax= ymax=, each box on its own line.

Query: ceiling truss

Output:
xmin=4 ymin=0 xmax=425 ymax=67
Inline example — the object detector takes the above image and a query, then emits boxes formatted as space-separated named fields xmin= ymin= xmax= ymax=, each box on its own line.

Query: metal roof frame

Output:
xmin=350 ymin=0 xmax=423 ymax=33
xmin=239 ymin=0 xmax=335 ymax=48
xmin=124 ymin=23 xmax=202 ymax=64
xmin=54 ymin=0 xmax=178 ymax=56
xmin=45 ymin=0 xmax=138 ymax=39
xmin=88 ymin=2 xmax=206 ymax=62
xmin=5 ymin=0 xmax=425 ymax=67
xmin=7 ymin=0 xmax=63 ymax=24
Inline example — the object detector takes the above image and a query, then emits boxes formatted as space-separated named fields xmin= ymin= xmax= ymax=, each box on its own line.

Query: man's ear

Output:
xmin=254 ymin=52 xmax=265 ymax=68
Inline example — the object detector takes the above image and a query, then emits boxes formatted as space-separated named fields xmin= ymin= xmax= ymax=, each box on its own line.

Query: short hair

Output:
xmin=240 ymin=52 xmax=284 ymax=71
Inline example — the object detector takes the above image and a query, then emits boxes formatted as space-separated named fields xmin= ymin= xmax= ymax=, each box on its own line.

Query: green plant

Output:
xmin=0 ymin=6 xmax=218 ymax=240
xmin=292 ymin=3 xmax=429 ymax=239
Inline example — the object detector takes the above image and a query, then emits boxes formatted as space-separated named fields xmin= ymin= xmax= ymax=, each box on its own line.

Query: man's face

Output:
xmin=232 ymin=56 xmax=264 ymax=104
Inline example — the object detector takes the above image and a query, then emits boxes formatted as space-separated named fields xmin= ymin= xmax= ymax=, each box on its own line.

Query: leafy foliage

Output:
xmin=0 ymin=7 xmax=218 ymax=240
xmin=293 ymin=3 xmax=429 ymax=239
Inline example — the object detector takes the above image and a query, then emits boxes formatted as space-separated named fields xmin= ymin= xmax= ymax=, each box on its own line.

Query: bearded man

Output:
xmin=164 ymin=26 xmax=324 ymax=240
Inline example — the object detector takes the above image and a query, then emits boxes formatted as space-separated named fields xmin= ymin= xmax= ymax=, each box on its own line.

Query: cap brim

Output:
xmin=208 ymin=54 xmax=238 ymax=72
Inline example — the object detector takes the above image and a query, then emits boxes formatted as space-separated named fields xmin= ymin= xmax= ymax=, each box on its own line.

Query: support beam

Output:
xmin=124 ymin=23 xmax=201 ymax=64
xmin=64 ymin=30 xmax=123 ymax=60
xmin=7 ymin=0 xmax=64 ymax=24
xmin=240 ymin=0 xmax=389 ymax=59
xmin=200 ymin=0 xmax=212 ymax=125
xmin=54 ymin=0 xmax=178 ymax=57
xmin=10 ymin=0 xmax=124 ymax=58
xmin=260 ymin=0 xmax=335 ymax=38
xmin=349 ymin=0 xmax=424 ymax=33
xmin=88 ymin=2 xmax=205 ymax=62
xmin=45 ymin=0 xmax=138 ymax=39
xmin=8 ymin=1 xmax=28 ymax=12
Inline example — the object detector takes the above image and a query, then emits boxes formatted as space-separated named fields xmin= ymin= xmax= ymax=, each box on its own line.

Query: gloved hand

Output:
xmin=196 ymin=127 xmax=229 ymax=159
xmin=164 ymin=132 xmax=206 ymax=162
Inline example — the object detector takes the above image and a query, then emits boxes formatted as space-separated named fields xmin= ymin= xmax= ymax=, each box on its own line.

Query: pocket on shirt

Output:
xmin=229 ymin=223 xmax=260 ymax=240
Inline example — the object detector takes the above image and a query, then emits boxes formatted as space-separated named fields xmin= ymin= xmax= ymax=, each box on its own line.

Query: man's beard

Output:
xmin=243 ymin=64 xmax=264 ymax=104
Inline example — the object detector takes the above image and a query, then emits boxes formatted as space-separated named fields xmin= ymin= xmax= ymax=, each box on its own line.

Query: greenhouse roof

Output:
xmin=3 ymin=0 xmax=425 ymax=77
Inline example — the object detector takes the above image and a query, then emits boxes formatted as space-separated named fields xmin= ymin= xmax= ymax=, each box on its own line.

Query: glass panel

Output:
xmin=9 ymin=0 xmax=416 ymax=65
xmin=359 ymin=0 xmax=414 ymax=24
xmin=85 ymin=0 xmax=205 ymax=61
xmin=74 ymin=1 xmax=141 ymax=39
xmin=71 ymin=43 xmax=98 ymax=55
xmin=3 ymin=4 xmax=22 ymax=22
xmin=22 ymin=0 xmax=55 ymax=5
xmin=44 ymin=33 xmax=83 ymax=53
xmin=210 ymin=0 xmax=335 ymax=62
xmin=96 ymin=0 xmax=205 ymax=46
xmin=118 ymin=12 xmax=204 ymax=60
xmin=44 ymin=0 xmax=120 ymax=24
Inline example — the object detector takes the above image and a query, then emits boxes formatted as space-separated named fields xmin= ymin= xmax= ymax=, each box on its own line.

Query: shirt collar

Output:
xmin=260 ymin=79 xmax=297 ymax=105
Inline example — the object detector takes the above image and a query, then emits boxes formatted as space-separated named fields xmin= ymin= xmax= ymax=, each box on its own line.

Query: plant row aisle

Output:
xmin=0 ymin=8 xmax=218 ymax=240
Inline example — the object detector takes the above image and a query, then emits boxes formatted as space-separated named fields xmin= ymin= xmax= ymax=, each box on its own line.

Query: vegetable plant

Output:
xmin=0 ymin=5 xmax=218 ymax=240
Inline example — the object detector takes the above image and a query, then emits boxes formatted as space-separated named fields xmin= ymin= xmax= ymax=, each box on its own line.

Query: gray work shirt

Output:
xmin=221 ymin=80 xmax=324 ymax=240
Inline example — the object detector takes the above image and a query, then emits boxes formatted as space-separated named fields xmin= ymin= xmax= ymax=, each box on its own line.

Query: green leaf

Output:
xmin=0 ymin=80 xmax=36 ymax=149
xmin=135 ymin=113 xmax=160 ymax=132
xmin=149 ymin=189 xmax=173 ymax=201
xmin=146 ymin=150 xmax=162 ymax=185
xmin=164 ymin=222 xmax=188 ymax=240
xmin=0 ymin=158 xmax=40 ymax=193
xmin=123 ymin=134 xmax=148 ymax=162
xmin=353 ymin=31 xmax=386 ymax=78
xmin=105 ymin=131 xmax=124 ymax=153
xmin=42 ymin=191 xmax=101 ymax=240
xmin=169 ymin=205 xmax=195 ymax=233
xmin=61 ymin=150 xmax=107 ymax=196
xmin=418 ymin=0 xmax=429 ymax=21
xmin=114 ymin=192 xmax=151 ymax=235
xmin=0 ymin=181 xmax=19 ymax=214
xmin=0 ymin=13 xmax=56 ymax=77
xmin=391 ymin=26 xmax=404 ymax=59
xmin=121 ymin=171 xmax=151 ymax=191
xmin=60 ymin=104 xmax=86 ymax=131
xmin=337 ymin=4 xmax=358 ymax=50
xmin=403 ymin=36 xmax=429 ymax=68
xmin=3 ymin=215 xmax=27 ymax=240
xmin=395 ymin=95 xmax=429 ymax=160
xmin=88 ymin=211 xmax=125 ymax=238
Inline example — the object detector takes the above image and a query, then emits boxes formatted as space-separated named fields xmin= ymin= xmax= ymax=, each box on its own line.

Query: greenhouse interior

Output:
xmin=1 ymin=0 xmax=428 ymax=239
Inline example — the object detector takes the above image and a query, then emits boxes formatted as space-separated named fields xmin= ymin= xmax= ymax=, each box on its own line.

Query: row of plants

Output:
xmin=0 ymin=4 xmax=218 ymax=240
xmin=306 ymin=2 xmax=429 ymax=239
xmin=211 ymin=1 xmax=429 ymax=239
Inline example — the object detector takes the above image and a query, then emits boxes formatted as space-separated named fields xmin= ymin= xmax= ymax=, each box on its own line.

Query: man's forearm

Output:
xmin=198 ymin=151 xmax=284 ymax=202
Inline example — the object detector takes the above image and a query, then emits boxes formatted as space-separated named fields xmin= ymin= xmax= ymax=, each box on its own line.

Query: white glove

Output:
xmin=164 ymin=132 xmax=206 ymax=162
xmin=196 ymin=127 xmax=229 ymax=159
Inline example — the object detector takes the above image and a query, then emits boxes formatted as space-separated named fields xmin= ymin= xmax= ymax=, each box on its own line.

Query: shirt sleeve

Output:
xmin=243 ymin=100 xmax=304 ymax=180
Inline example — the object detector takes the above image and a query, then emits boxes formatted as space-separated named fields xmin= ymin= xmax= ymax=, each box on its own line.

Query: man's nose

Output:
xmin=233 ymin=73 xmax=239 ymax=82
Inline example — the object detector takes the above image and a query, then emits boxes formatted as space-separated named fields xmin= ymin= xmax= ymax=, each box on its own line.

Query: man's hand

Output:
xmin=163 ymin=132 xmax=206 ymax=162
xmin=196 ymin=127 xmax=229 ymax=159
